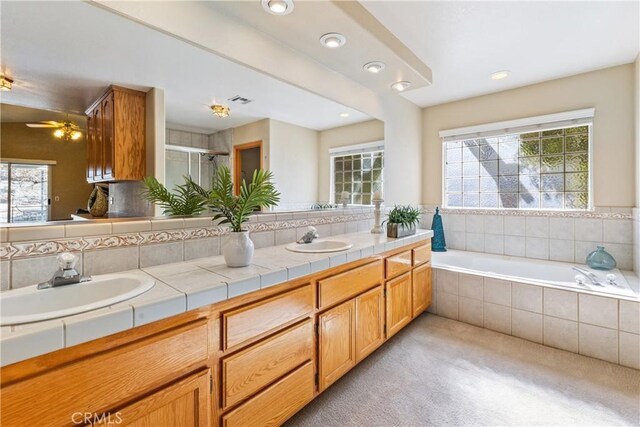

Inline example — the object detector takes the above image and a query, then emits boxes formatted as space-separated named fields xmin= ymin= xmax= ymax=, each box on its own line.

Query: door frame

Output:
xmin=233 ymin=140 xmax=263 ymax=195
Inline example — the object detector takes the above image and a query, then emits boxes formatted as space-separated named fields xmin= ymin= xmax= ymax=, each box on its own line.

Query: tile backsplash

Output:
xmin=421 ymin=207 xmax=633 ymax=270
xmin=0 ymin=208 xmax=375 ymax=291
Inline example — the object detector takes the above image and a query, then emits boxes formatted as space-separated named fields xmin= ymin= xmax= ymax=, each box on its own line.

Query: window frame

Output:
xmin=329 ymin=140 xmax=384 ymax=206
xmin=439 ymin=110 xmax=594 ymax=212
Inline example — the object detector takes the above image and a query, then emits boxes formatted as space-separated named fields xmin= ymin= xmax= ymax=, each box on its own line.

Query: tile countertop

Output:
xmin=0 ymin=229 xmax=433 ymax=367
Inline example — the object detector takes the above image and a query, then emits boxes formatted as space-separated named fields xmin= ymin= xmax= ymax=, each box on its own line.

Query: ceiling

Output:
xmin=1 ymin=104 xmax=86 ymax=126
xmin=209 ymin=0 xmax=432 ymax=94
xmin=0 ymin=1 xmax=370 ymax=132
xmin=361 ymin=1 xmax=640 ymax=107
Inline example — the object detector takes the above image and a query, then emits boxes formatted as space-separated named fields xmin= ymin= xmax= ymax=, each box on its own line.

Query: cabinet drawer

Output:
xmin=1 ymin=321 xmax=208 ymax=427
xmin=223 ymin=285 xmax=313 ymax=349
xmin=413 ymin=243 xmax=431 ymax=266
xmin=222 ymin=320 xmax=313 ymax=409
xmin=318 ymin=260 xmax=383 ymax=309
xmin=385 ymin=250 xmax=412 ymax=279
xmin=222 ymin=361 xmax=314 ymax=427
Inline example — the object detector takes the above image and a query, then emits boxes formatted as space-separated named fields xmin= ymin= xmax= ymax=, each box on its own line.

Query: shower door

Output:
xmin=165 ymin=146 xmax=217 ymax=191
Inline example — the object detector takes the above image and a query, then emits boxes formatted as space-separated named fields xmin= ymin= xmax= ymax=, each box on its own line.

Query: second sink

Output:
xmin=286 ymin=239 xmax=353 ymax=253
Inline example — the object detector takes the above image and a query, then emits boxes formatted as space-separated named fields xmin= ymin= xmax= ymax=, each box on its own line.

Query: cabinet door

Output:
xmin=95 ymin=369 xmax=211 ymax=427
xmin=86 ymin=115 xmax=95 ymax=182
xmin=101 ymin=92 xmax=115 ymax=181
xmin=318 ymin=299 xmax=356 ymax=391
xmin=385 ymin=272 xmax=412 ymax=338
xmin=412 ymin=263 xmax=432 ymax=317
xmin=355 ymin=286 xmax=384 ymax=362
xmin=93 ymin=105 xmax=103 ymax=181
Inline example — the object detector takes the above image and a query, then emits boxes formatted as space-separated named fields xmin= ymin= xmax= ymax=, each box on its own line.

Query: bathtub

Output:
xmin=431 ymin=250 xmax=638 ymax=299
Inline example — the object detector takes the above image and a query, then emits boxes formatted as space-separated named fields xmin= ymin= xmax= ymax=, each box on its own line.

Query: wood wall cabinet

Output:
xmin=412 ymin=263 xmax=432 ymax=317
xmin=86 ymin=85 xmax=146 ymax=183
xmin=385 ymin=272 xmax=413 ymax=338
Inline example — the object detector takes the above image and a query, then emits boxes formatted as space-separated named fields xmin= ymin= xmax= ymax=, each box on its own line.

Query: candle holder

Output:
xmin=371 ymin=198 xmax=384 ymax=234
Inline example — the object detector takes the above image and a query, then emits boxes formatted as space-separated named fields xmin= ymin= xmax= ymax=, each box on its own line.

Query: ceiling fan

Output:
xmin=26 ymin=120 xmax=83 ymax=141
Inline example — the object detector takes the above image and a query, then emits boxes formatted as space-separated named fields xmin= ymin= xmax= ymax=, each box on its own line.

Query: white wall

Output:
xmin=317 ymin=119 xmax=384 ymax=202
xmin=634 ymin=55 xmax=640 ymax=273
xmin=423 ymin=64 xmax=636 ymax=208
xmin=269 ymin=120 xmax=319 ymax=207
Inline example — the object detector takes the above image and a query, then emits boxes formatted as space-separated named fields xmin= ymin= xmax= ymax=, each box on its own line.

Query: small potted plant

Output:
xmin=200 ymin=166 xmax=280 ymax=267
xmin=142 ymin=176 xmax=207 ymax=216
xmin=384 ymin=205 xmax=423 ymax=238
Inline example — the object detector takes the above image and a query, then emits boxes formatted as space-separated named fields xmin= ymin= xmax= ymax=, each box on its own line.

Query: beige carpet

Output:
xmin=287 ymin=315 xmax=640 ymax=427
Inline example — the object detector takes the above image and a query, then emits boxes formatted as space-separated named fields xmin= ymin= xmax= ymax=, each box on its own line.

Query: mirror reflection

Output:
xmin=0 ymin=0 xmax=383 ymax=225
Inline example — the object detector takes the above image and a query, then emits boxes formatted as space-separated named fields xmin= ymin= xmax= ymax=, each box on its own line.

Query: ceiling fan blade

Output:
xmin=26 ymin=123 xmax=58 ymax=128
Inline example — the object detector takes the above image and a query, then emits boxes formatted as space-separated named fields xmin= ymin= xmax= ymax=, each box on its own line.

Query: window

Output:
xmin=0 ymin=161 xmax=52 ymax=223
xmin=331 ymin=142 xmax=383 ymax=205
xmin=442 ymin=110 xmax=592 ymax=210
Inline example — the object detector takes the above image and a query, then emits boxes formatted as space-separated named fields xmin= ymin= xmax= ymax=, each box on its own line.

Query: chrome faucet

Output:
xmin=297 ymin=226 xmax=319 ymax=244
xmin=37 ymin=252 xmax=91 ymax=289
xmin=571 ymin=266 xmax=605 ymax=287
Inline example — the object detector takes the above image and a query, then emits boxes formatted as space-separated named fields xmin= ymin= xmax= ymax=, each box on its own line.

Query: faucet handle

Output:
xmin=57 ymin=252 xmax=78 ymax=270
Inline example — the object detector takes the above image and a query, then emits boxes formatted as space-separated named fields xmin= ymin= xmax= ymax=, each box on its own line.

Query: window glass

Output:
xmin=333 ymin=151 xmax=383 ymax=205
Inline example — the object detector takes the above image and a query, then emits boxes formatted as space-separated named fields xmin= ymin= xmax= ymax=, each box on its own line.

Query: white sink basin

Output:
xmin=0 ymin=273 xmax=155 ymax=326
xmin=286 ymin=240 xmax=353 ymax=253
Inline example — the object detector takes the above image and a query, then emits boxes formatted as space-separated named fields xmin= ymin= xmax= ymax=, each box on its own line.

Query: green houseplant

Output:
xmin=384 ymin=205 xmax=423 ymax=238
xmin=197 ymin=166 xmax=280 ymax=267
xmin=141 ymin=176 xmax=207 ymax=216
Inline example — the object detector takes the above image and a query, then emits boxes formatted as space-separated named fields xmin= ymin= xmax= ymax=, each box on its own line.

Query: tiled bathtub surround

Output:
xmin=429 ymin=268 xmax=640 ymax=369
xmin=0 ymin=208 xmax=375 ymax=291
xmin=421 ymin=207 xmax=633 ymax=270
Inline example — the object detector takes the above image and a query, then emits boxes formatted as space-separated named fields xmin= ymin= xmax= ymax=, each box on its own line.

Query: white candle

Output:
xmin=341 ymin=191 xmax=350 ymax=199
xmin=373 ymin=191 xmax=381 ymax=200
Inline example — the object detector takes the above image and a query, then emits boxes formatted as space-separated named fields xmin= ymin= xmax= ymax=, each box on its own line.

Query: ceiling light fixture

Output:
xmin=0 ymin=75 xmax=14 ymax=91
xmin=391 ymin=81 xmax=412 ymax=92
xmin=261 ymin=0 xmax=294 ymax=16
xmin=490 ymin=70 xmax=510 ymax=80
xmin=363 ymin=61 xmax=385 ymax=74
xmin=339 ymin=112 xmax=350 ymax=118
xmin=53 ymin=121 xmax=82 ymax=141
xmin=320 ymin=33 xmax=346 ymax=49
xmin=210 ymin=104 xmax=230 ymax=118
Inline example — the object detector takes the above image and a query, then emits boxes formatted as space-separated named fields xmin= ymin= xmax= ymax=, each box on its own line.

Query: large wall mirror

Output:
xmin=0 ymin=0 xmax=383 ymax=226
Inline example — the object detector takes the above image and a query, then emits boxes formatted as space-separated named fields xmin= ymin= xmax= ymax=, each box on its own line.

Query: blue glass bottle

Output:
xmin=585 ymin=246 xmax=617 ymax=271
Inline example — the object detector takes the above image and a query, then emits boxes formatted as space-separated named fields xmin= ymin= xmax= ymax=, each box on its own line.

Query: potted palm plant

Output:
xmin=199 ymin=166 xmax=280 ymax=267
xmin=384 ymin=205 xmax=423 ymax=238
xmin=142 ymin=176 xmax=207 ymax=216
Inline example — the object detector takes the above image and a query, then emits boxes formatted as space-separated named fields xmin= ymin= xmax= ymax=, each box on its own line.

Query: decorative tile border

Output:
xmin=421 ymin=206 xmax=632 ymax=220
xmin=1 ymin=212 xmax=375 ymax=260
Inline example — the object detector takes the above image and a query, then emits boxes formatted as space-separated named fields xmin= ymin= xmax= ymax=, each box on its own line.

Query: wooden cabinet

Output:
xmin=385 ymin=272 xmax=413 ymax=338
xmin=413 ymin=243 xmax=432 ymax=266
xmin=222 ymin=362 xmax=314 ymax=427
xmin=96 ymin=369 xmax=211 ymax=427
xmin=86 ymin=85 xmax=146 ymax=183
xmin=318 ymin=260 xmax=382 ymax=309
xmin=412 ymin=263 xmax=432 ymax=317
xmin=318 ymin=299 xmax=356 ymax=391
xmin=385 ymin=250 xmax=413 ymax=279
xmin=355 ymin=286 xmax=384 ymax=362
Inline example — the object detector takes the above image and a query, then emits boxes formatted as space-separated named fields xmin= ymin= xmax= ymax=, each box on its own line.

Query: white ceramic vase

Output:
xmin=223 ymin=231 xmax=254 ymax=267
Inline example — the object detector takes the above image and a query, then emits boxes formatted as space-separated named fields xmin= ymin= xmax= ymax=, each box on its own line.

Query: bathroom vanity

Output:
xmin=0 ymin=233 xmax=432 ymax=427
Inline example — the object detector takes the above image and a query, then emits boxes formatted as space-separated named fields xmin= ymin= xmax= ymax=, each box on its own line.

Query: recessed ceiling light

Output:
xmin=391 ymin=81 xmax=411 ymax=92
xmin=363 ymin=61 xmax=385 ymax=74
xmin=320 ymin=33 xmax=346 ymax=49
xmin=261 ymin=0 xmax=294 ymax=16
xmin=491 ymin=70 xmax=510 ymax=80
xmin=339 ymin=112 xmax=350 ymax=118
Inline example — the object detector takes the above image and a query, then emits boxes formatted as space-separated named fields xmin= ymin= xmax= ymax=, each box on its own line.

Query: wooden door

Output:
xmin=318 ymin=299 xmax=356 ymax=391
xmin=92 ymin=105 xmax=103 ymax=181
xmin=233 ymin=141 xmax=262 ymax=195
xmin=355 ymin=286 xmax=384 ymax=362
xmin=385 ymin=272 xmax=412 ymax=338
xmin=96 ymin=369 xmax=211 ymax=427
xmin=412 ymin=263 xmax=432 ymax=317
xmin=101 ymin=92 xmax=115 ymax=181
